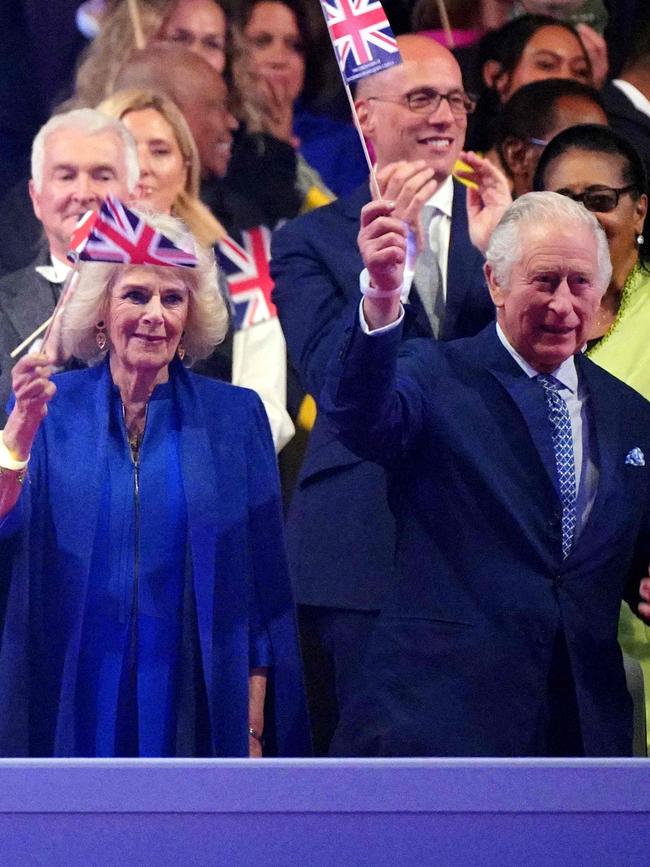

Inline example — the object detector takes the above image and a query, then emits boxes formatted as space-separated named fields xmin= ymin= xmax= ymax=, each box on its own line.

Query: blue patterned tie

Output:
xmin=537 ymin=374 xmax=577 ymax=558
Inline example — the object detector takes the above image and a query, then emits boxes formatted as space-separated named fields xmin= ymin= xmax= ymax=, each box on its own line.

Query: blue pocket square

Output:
xmin=625 ymin=447 xmax=645 ymax=467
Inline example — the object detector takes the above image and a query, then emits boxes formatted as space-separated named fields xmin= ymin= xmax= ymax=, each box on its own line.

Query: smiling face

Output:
xmin=121 ymin=107 xmax=188 ymax=214
xmin=106 ymin=266 xmax=190 ymax=382
xmin=243 ymin=1 xmax=306 ymax=103
xmin=498 ymin=25 xmax=591 ymax=101
xmin=176 ymin=65 xmax=238 ymax=178
xmin=541 ymin=148 xmax=648 ymax=290
xmin=356 ymin=37 xmax=466 ymax=180
xmin=29 ymin=127 xmax=129 ymax=262
xmin=159 ymin=0 xmax=227 ymax=73
xmin=487 ymin=219 xmax=603 ymax=371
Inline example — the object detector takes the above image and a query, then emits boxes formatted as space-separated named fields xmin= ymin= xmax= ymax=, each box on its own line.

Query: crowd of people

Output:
xmin=0 ymin=0 xmax=650 ymax=759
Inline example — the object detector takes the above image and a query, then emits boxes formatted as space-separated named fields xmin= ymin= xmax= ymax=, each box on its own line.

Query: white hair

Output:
xmin=486 ymin=191 xmax=612 ymax=294
xmin=61 ymin=209 xmax=229 ymax=363
xmin=31 ymin=108 xmax=140 ymax=193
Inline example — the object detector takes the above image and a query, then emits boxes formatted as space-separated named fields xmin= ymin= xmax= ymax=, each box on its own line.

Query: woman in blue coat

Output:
xmin=0 ymin=209 xmax=309 ymax=758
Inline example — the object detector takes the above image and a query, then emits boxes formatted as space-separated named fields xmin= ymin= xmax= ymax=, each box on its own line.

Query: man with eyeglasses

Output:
xmin=270 ymin=34 xmax=511 ymax=754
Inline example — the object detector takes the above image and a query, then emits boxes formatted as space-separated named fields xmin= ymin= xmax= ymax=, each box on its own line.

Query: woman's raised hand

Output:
xmin=3 ymin=353 xmax=57 ymax=460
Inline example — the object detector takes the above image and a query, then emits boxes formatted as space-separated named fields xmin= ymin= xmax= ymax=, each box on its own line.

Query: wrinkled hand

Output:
xmin=576 ymin=23 xmax=608 ymax=90
xmin=457 ymin=150 xmax=512 ymax=255
xmin=358 ymin=199 xmax=408 ymax=293
xmin=4 ymin=352 xmax=56 ymax=460
xmin=639 ymin=571 xmax=650 ymax=621
xmin=375 ymin=161 xmax=439 ymax=253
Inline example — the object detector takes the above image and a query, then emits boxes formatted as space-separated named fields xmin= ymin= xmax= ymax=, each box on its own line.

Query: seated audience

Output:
xmin=0 ymin=209 xmax=309 ymax=758
xmin=322 ymin=191 xmax=650 ymax=757
xmin=0 ymin=108 xmax=138 ymax=424
xmin=467 ymin=14 xmax=594 ymax=150
xmin=601 ymin=15 xmax=650 ymax=180
xmin=231 ymin=0 xmax=367 ymax=199
xmin=491 ymin=78 xmax=607 ymax=197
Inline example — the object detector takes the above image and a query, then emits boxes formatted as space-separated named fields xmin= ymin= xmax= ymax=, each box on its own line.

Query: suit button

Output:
xmin=554 ymin=574 xmax=564 ymax=589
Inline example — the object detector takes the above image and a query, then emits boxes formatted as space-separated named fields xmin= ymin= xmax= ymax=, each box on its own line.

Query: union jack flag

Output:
xmin=320 ymin=0 xmax=401 ymax=84
xmin=71 ymin=195 xmax=198 ymax=268
xmin=217 ymin=227 xmax=276 ymax=331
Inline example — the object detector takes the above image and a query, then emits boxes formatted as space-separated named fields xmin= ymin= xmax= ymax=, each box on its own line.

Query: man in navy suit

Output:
xmin=322 ymin=191 xmax=650 ymax=757
xmin=271 ymin=34 xmax=510 ymax=752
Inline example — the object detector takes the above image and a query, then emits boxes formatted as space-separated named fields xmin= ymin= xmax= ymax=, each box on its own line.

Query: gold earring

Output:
xmin=95 ymin=320 xmax=107 ymax=351
xmin=177 ymin=340 xmax=186 ymax=361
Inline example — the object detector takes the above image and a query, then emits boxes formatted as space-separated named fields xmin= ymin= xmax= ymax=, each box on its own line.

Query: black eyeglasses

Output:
xmin=555 ymin=184 xmax=637 ymax=213
xmin=366 ymin=88 xmax=477 ymax=117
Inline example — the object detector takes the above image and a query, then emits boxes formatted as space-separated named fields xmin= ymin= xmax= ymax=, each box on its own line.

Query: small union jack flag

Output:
xmin=70 ymin=195 xmax=198 ymax=268
xmin=320 ymin=0 xmax=401 ymax=84
xmin=217 ymin=227 xmax=276 ymax=331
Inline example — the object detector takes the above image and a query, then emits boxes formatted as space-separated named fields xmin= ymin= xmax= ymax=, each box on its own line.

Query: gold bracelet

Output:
xmin=0 ymin=430 xmax=30 ymax=471
xmin=0 ymin=465 xmax=28 ymax=484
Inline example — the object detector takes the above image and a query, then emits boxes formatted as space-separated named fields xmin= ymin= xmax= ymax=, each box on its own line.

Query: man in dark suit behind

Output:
xmin=323 ymin=191 xmax=650 ymax=757
xmin=271 ymin=34 xmax=510 ymax=752
xmin=0 ymin=108 xmax=138 ymax=424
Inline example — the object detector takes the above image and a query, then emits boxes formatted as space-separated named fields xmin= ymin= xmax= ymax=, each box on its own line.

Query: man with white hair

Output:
xmin=0 ymin=108 xmax=138 ymax=423
xmin=322 ymin=191 xmax=650 ymax=757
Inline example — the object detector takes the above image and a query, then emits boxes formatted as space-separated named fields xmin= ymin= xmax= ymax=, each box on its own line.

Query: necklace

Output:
xmin=121 ymin=401 xmax=149 ymax=462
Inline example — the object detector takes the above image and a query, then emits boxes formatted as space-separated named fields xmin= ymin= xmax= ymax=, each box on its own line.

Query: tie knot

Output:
xmin=536 ymin=373 xmax=562 ymax=394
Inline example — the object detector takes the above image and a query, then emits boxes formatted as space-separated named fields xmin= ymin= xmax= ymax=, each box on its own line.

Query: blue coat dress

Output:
xmin=0 ymin=359 xmax=310 ymax=757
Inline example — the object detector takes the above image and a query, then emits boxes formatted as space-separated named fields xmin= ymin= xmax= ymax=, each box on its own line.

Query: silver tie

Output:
xmin=413 ymin=204 xmax=445 ymax=337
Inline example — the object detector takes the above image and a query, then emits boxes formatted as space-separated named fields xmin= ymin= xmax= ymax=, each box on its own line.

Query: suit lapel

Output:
xmin=4 ymin=259 xmax=60 ymax=343
xmin=571 ymin=355 xmax=621 ymax=541
xmin=478 ymin=327 xmax=560 ymax=499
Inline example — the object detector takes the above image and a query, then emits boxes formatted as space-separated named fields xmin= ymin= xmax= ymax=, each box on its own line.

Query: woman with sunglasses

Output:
xmin=534 ymin=124 xmax=649 ymax=393
xmin=534 ymin=123 xmax=650 ymax=755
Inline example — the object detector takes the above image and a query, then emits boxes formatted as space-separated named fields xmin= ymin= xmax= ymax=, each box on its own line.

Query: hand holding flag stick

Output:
xmin=318 ymin=0 xmax=403 ymax=200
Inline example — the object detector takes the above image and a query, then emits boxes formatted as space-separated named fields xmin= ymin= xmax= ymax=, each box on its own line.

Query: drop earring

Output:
xmin=95 ymin=320 xmax=107 ymax=351
xmin=637 ymin=233 xmax=645 ymax=246
xmin=177 ymin=340 xmax=186 ymax=361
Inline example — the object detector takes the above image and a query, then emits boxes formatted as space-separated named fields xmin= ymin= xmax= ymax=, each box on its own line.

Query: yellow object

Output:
xmin=297 ymin=394 xmax=317 ymax=431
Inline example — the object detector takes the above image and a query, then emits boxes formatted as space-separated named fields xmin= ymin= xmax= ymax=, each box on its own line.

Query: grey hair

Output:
xmin=61 ymin=209 xmax=229 ymax=363
xmin=31 ymin=108 xmax=140 ymax=193
xmin=485 ymin=191 xmax=612 ymax=294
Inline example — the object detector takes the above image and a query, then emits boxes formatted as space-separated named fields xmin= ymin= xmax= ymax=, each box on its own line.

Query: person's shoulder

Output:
xmin=0 ymin=260 xmax=43 ymax=303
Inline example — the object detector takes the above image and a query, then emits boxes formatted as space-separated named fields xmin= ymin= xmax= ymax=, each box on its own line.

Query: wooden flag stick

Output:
xmin=10 ymin=266 xmax=80 ymax=360
xmin=9 ymin=317 xmax=53 ymax=359
xmin=342 ymin=82 xmax=381 ymax=200
xmin=435 ymin=0 xmax=455 ymax=49
xmin=127 ymin=0 xmax=145 ymax=49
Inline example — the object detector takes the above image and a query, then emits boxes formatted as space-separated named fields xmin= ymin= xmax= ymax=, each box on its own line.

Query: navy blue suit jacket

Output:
xmin=271 ymin=181 xmax=493 ymax=609
xmin=322 ymin=319 xmax=650 ymax=756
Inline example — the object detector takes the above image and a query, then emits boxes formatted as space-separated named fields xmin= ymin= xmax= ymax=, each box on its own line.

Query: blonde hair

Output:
xmin=98 ymin=88 xmax=226 ymax=246
xmin=61 ymin=209 xmax=229 ymax=363
xmin=72 ymin=0 xmax=175 ymax=107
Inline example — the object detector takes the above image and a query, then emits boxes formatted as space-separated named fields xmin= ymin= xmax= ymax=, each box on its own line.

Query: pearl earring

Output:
xmin=637 ymin=234 xmax=645 ymax=246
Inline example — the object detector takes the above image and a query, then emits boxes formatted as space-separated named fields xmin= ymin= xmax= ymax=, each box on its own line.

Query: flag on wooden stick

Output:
xmin=320 ymin=0 xmax=401 ymax=84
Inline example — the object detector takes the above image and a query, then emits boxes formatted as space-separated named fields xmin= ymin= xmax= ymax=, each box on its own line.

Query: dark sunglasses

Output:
xmin=555 ymin=184 xmax=637 ymax=213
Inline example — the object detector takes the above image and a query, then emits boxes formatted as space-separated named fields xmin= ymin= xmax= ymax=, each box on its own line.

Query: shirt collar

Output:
xmin=496 ymin=322 xmax=578 ymax=394
xmin=612 ymin=79 xmax=650 ymax=119
xmin=35 ymin=254 xmax=71 ymax=285
xmin=426 ymin=175 xmax=453 ymax=219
